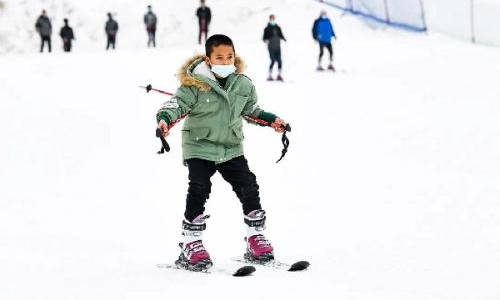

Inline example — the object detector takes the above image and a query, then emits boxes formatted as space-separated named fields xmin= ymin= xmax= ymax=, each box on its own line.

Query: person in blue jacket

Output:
xmin=312 ymin=10 xmax=336 ymax=71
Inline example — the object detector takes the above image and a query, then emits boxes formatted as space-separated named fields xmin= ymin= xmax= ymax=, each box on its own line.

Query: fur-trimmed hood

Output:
xmin=177 ymin=54 xmax=246 ymax=92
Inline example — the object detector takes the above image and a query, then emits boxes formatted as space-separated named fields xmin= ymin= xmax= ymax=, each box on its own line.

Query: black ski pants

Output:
xmin=147 ymin=29 xmax=156 ymax=47
xmin=106 ymin=34 xmax=116 ymax=50
xmin=184 ymin=156 xmax=262 ymax=222
xmin=319 ymin=42 xmax=333 ymax=62
xmin=40 ymin=35 xmax=51 ymax=53
xmin=63 ymin=40 xmax=72 ymax=52
xmin=269 ymin=49 xmax=282 ymax=71
xmin=198 ymin=19 xmax=209 ymax=44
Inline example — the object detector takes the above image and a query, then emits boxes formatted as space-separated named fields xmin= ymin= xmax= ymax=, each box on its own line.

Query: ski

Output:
xmin=231 ymin=257 xmax=310 ymax=272
xmin=156 ymin=263 xmax=256 ymax=277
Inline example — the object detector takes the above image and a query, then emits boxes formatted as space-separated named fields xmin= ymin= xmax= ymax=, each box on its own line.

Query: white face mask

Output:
xmin=270 ymin=20 xmax=276 ymax=25
xmin=210 ymin=64 xmax=236 ymax=78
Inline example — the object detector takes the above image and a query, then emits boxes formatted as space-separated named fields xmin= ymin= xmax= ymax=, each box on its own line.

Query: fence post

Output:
xmin=383 ymin=0 xmax=390 ymax=24
xmin=346 ymin=0 xmax=353 ymax=12
xmin=417 ymin=0 xmax=428 ymax=31
xmin=470 ymin=0 xmax=476 ymax=43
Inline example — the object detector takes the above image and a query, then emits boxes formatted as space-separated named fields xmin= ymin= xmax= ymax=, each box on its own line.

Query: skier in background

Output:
xmin=312 ymin=10 xmax=336 ymax=71
xmin=105 ymin=13 xmax=119 ymax=50
xmin=196 ymin=0 xmax=211 ymax=44
xmin=35 ymin=10 xmax=52 ymax=53
xmin=59 ymin=18 xmax=75 ymax=52
xmin=156 ymin=34 xmax=288 ymax=271
xmin=144 ymin=5 xmax=157 ymax=48
xmin=263 ymin=14 xmax=286 ymax=81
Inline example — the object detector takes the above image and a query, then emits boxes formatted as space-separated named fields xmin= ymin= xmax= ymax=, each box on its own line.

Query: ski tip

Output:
xmin=288 ymin=260 xmax=310 ymax=272
xmin=233 ymin=265 xmax=256 ymax=277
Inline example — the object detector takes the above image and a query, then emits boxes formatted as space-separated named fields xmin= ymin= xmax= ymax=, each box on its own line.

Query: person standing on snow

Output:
xmin=35 ymin=10 xmax=52 ymax=53
xmin=59 ymin=18 xmax=75 ymax=52
xmin=196 ymin=0 xmax=211 ymax=44
xmin=105 ymin=13 xmax=119 ymax=50
xmin=144 ymin=5 xmax=157 ymax=48
xmin=156 ymin=34 xmax=288 ymax=271
xmin=263 ymin=14 xmax=286 ymax=81
xmin=312 ymin=10 xmax=336 ymax=71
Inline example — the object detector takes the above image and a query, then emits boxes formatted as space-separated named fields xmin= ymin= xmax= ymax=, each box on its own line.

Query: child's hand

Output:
xmin=158 ymin=119 xmax=170 ymax=137
xmin=271 ymin=118 xmax=287 ymax=133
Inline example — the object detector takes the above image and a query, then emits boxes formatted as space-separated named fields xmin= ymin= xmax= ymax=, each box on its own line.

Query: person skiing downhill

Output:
xmin=144 ymin=5 xmax=157 ymax=48
xmin=35 ymin=10 xmax=52 ymax=53
xmin=263 ymin=14 xmax=286 ymax=81
xmin=312 ymin=10 xmax=336 ymax=71
xmin=105 ymin=13 xmax=119 ymax=50
xmin=59 ymin=18 xmax=75 ymax=52
xmin=156 ymin=34 xmax=288 ymax=271
xmin=196 ymin=0 xmax=212 ymax=44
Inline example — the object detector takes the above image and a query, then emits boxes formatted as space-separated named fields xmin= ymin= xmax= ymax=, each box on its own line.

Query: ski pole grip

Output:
xmin=155 ymin=128 xmax=170 ymax=153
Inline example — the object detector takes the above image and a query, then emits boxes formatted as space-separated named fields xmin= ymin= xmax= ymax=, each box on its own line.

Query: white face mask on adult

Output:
xmin=210 ymin=64 xmax=236 ymax=78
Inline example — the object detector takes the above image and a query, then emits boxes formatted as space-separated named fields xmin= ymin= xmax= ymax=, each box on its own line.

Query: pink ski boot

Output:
xmin=244 ymin=209 xmax=274 ymax=263
xmin=175 ymin=214 xmax=213 ymax=271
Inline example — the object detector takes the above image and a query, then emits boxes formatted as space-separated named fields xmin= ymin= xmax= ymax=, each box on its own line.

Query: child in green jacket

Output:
xmin=157 ymin=34 xmax=287 ymax=271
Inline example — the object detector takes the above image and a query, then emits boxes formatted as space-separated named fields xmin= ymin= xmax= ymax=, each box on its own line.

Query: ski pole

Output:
xmin=139 ymin=84 xmax=175 ymax=96
xmin=140 ymin=83 xmax=177 ymax=154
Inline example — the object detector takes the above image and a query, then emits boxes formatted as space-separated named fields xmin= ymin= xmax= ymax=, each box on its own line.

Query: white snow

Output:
xmin=1 ymin=0 xmax=500 ymax=299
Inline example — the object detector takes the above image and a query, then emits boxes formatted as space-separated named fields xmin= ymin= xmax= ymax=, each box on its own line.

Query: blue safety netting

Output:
xmin=318 ymin=0 xmax=427 ymax=32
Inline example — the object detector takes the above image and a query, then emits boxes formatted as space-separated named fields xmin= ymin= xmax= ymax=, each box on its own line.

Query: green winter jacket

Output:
xmin=156 ymin=54 xmax=277 ymax=163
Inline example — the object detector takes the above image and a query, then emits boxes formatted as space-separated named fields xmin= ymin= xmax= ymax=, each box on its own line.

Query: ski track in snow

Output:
xmin=1 ymin=0 xmax=500 ymax=300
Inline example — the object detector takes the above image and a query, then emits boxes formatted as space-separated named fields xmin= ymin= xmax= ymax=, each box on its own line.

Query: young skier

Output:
xmin=263 ymin=14 xmax=286 ymax=81
xmin=59 ymin=18 xmax=75 ymax=52
xmin=156 ymin=34 xmax=288 ymax=271
xmin=312 ymin=10 xmax=336 ymax=71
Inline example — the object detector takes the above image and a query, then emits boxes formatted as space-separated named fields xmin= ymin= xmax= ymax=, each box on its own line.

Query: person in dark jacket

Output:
xmin=312 ymin=10 xmax=336 ymax=71
xmin=196 ymin=0 xmax=211 ymax=44
xmin=263 ymin=14 xmax=286 ymax=81
xmin=144 ymin=5 xmax=157 ymax=48
xmin=105 ymin=13 xmax=119 ymax=50
xmin=59 ymin=18 xmax=75 ymax=52
xmin=35 ymin=10 xmax=52 ymax=53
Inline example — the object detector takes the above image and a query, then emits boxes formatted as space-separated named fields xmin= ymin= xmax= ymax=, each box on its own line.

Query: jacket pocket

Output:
xmin=187 ymin=127 xmax=211 ymax=141
xmin=228 ymin=124 xmax=244 ymax=145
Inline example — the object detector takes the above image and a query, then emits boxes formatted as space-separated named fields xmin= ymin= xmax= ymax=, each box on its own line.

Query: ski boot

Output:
xmin=244 ymin=209 xmax=274 ymax=263
xmin=175 ymin=214 xmax=213 ymax=271
xmin=327 ymin=64 xmax=336 ymax=71
xmin=276 ymin=74 xmax=284 ymax=82
xmin=267 ymin=75 xmax=274 ymax=81
xmin=316 ymin=65 xmax=324 ymax=71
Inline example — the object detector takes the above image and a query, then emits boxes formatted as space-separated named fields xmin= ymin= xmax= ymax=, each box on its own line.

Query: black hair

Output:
xmin=205 ymin=34 xmax=235 ymax=57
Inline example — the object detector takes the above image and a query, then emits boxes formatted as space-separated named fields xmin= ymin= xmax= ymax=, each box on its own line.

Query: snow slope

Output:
xmin=1 ymin=0 xmax=500 ymax=299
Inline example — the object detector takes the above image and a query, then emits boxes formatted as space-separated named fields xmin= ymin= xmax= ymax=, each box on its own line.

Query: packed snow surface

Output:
xmin=1 ymin=0 xmax=500 ymax=299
